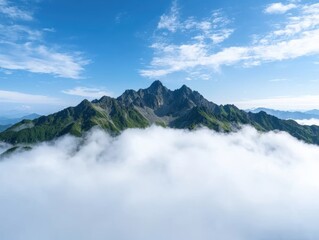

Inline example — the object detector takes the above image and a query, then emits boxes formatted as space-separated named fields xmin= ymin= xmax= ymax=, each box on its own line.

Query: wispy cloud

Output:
xmin=0 ymin=24 xmax=42 ymax=41
xmin=115 ymin=12 xmax=128 ymax=24
xmin=141 ymin=2 xmax=319 ymax=80
xmin=141 ymin=3 xmax=234 ymax=79
xmin=0 ymin=43 xmax=89 ymax=79
xmin=62 ymin=87 xmax=113 ymax=99
xmin=0 ymin=0 xmax=33 ymax=20
xmin=0 ymin=1 xmax=89 ymax=79
xmin=157 ymin=0 xmax=180 ymax=32
xmin=0 ymin=89 xmax=60 ymax=104
xmin=265 ymin=2 xmax=297 ymax=14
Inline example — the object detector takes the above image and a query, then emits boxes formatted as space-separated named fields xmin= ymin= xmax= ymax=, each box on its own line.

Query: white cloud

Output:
xmin=0 ymin=0 xmax=33 ymax=20
xmin=271 ymin=3 xmax=319 ymax=37
xmin=265 ymin=2 xmax=297 ymax=14
xmin=295 ymin=118 xmax=319 ymax=126
xmin=251 ymin=29 xmax=319 ymax=61
xmin=157 ymin=4 xmax=233 ymax=38
xmin=0 ymin=42 xmax=89 ymax=79
xmin=42 ymin=27 xmax=56 ymax=33
xmin=0 ymin=1 xmax=89 ymax=79
xmin=157 ymin=0 xmax=180 ymax=32
xmin=0 ymin=24 xmax=42 ymax=41
xmin=141 ymin=2 xmax=319 ymax=79
xmin=210 ymin=29 xmax=234 ymax=44
xmin=1 ymin=126 xmax=319 ymax=239
xmin=0 ymin=89 xmax=60 ymax=104
xmin=233 ymin=94 xmax=319 ymax=111
xmin=62 ymin=87 xmax=113 ymax=99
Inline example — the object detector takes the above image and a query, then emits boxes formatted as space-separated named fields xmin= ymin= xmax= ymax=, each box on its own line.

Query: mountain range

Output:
xmin=249 ymin=108 xmax=319 ymax=120
xmin=1 ymin=81 xmax=319 ymax=145
xmin=0 ymin=114 xmax=41 ymax=133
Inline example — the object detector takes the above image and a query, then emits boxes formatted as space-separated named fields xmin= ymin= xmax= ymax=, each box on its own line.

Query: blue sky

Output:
xmin=0 ymin=0 xmax=319 ymax=116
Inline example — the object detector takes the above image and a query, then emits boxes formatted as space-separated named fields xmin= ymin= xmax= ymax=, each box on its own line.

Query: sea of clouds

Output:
xmin=1 ymin=126 xmax=319 ymax=240
xmin=295 ymin=118 xmax=319 ymax=126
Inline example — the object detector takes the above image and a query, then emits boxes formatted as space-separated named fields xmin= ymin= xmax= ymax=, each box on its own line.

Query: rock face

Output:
xmin=1 ymin=80 xmax=319 ymax=145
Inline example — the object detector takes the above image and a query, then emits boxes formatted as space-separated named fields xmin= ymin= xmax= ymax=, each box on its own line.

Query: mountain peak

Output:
xmin=151 ymin=80 xmax=163 ymax=86
xmin=3 ymin=82 xmax=319 ymax=146
xmin=148 ymin=80 xmax=164 ymax=91
xmin=180 ymin=84 xmax=192 ymax=92
xmin=144 ymin=80 xmax=169 ymax=97
xmin=176 ymin=84 xmax=193 ymax=97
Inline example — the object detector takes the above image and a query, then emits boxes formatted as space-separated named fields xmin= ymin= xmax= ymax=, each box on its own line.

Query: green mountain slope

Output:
xmin=1 ymin=81 xmax=319 ymax=145
xmin=0 ymin=99 xmax=148 ymax=144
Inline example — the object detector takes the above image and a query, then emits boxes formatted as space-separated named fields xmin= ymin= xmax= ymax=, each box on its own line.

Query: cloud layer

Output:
xmin=1 ymin=126 xmax=319 ymax=240
xmin=295 ymin=118 xmax=319 ymax=126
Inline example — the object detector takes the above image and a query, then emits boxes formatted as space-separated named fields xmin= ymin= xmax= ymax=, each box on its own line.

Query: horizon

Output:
xmin=0 ymin=0 xmax=319 ymax=116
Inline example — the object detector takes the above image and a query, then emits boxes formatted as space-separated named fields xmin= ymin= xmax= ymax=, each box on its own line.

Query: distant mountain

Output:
xmin=0 ymin=113 xmax=41 ymax=132
xmin=0 ymin=124 xmax=12 ymax=132
xmin=0 ymin=113 xmax=41 ymax=125
xmin=249 ymin=108 xmax=319 ymax=120
xmin=1 ymin=81 xmax=319 ymax=145
xmin=305 ymin=109 xmax=319 ymax=116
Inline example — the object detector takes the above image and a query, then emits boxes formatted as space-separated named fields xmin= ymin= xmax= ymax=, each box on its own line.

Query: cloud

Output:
xmin=0 ymin=89 xmax=60 ymax=104
xmin=62 ymin=87 xmax=113 ymax=99
xmin=265 ymin=2 xmax=297 ymax=14
xmin=295 ymin=118 xmax=319 ymax=126
xmin=157 ymin=0 xmax=180 ymax=32
xmin=1 ymin=126 xmax=319 ymax=239
xmin=115 ymin=12 xmax=128 ymax=24
xmin=0 ymin=43 xmax=89 ymax=79
xmin=210 ymin=29 xmax=234 ymax=44
xmin=233 ymin=94 xmax=319 ymax=111
xmin=0 ymin=0 xmax=33 ymax=20
xmin=157 ymin=1 xmax=232 ymax=36
xmin=0 ymin=1 xmax=89 ymax=79
xmin=141 ymin=5 xmax=234 ymax=79
xmin=141 ymin=2 xmax=319 ymax=79
xmin=270 ymin=3 xmax=319 ymax=37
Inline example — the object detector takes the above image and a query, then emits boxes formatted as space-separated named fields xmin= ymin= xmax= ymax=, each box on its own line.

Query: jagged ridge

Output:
xmin=1 ymin=80 xmax=319 ymax=145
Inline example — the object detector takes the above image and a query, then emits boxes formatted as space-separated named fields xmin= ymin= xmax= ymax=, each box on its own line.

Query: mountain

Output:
xmin=248 ymin=108 xmax=319 ymax=120
xmin=1 ymin=81 xmax=319 ymax=145
xmin=0 ymin=124 xmax=12 ymax=133
xmin=0 ymin=113 xmax=42 ymax=133
xmin=0 ymin=113 xmax=41 ymax=125
xmin=305 ymin=110 xmax=319 ymax=116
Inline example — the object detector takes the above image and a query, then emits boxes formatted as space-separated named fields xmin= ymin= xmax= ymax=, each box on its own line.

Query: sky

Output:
xmin=1 ymin=0 xmax=319 ymax=116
